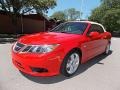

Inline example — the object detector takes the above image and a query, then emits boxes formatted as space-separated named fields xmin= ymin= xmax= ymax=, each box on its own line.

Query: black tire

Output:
xmin=60 ymin=50 xmax=81 ymax=77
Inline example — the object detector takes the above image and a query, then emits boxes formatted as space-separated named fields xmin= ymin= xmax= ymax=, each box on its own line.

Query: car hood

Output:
xmin=18 ymin=32 xmax=82 ymax=45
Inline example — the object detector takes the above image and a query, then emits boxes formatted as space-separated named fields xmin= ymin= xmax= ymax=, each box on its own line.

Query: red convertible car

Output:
xmin=12 ymin=21 xmax=111 ymax=77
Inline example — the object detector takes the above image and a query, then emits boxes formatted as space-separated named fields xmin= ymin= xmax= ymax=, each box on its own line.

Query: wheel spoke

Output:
xmin=66 ymin=53 xmax=80 ymax=74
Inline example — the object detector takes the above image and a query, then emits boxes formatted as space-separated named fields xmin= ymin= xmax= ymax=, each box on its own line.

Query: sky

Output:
xmin=47 ymin=0 xmax=101 ymax=19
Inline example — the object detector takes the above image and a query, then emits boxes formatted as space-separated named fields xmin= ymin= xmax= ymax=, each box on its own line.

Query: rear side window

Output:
xmin=87 ymin=24 xmax=104 ymax=34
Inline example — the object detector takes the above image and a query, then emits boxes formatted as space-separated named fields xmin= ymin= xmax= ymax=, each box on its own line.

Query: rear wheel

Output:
xmin=104 ymin=43 xmax=111 ymax=55
xmin=60 ymin=51 xmax=81 ymax=77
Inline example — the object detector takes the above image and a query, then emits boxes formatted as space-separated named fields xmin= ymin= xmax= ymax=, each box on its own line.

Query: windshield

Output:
xmin=50 ymin=22 xmax=88 ymax=34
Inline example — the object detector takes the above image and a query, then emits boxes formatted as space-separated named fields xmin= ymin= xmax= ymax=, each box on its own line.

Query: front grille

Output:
xmin=14 ymin=42 xmax=25 ymax=52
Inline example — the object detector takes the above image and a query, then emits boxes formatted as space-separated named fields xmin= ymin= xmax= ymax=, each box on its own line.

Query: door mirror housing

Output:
xmin=104 ymin=32 xmax=112 ymax=39
xmin=88 ymin=31 xmax=100 ymax=37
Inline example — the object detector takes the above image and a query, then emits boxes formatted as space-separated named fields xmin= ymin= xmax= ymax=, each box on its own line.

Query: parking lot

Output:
xmin=0 ymin=38 xmax=120 ymax=90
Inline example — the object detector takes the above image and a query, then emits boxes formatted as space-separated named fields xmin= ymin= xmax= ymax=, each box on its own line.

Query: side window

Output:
xmin=87 ymin=24 xmax=104 ymax=34
xmin=97 ymin=25 xmax=104 ymax=33
xmin=87 ymin=24 xmax=96 ymax=34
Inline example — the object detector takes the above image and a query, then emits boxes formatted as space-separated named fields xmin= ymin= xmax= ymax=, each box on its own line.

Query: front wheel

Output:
xmin=60 ymin=51 xmax=81 ymax=77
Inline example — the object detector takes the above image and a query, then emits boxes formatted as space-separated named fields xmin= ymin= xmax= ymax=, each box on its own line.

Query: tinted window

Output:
xmin=98 ymin=25 xmax=104 ymax=33
xmin=50 ymin=22 xmax=88 ymax=34
xmin=87 ymin=24 xmax=104 ymax=34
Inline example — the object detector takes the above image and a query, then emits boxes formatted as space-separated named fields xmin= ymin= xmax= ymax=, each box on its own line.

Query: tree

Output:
xmin=101 ymin=0 xmax=120 ymax=9
xmin=89 ymin=0 xmax=120 ymax=32
xmin=0 ymin=0 xmax=56 ymax=33
xmin=102 ymin=9 xmax=120 ymax=32
xmin=66 ymin=8 xmax=80 ymax=21
xmin=50 ymin=11 xmax=66 ymax=21
xmin=0 ymin=0 xmax=56 ymax=14
xmin=0 ymin=0 xmax=56 ymax=25
xmin=89 ymin=0 xmax=120 ymax=23
xmin=51 ymin=8 xmax=81 ymax=21
xmin=88 ymin=7 xmax=105 ymax=23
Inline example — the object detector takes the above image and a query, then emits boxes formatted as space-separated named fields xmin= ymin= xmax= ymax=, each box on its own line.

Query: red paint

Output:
xmin=12 ymin=21 xmax=112 ymax=76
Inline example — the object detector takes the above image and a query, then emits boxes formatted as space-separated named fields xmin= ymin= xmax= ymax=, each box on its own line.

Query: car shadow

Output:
xmin=20 ymin=50 xmax=113 ymax=84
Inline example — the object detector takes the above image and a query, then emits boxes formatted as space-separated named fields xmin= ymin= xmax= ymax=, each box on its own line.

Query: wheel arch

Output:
xmin=60 ymin=47 xmax=83 ymax=76
xmin=65 ymin=47 xmax=82 ymax=64
xmin=108 ymin=39 xmax=111 ymax=44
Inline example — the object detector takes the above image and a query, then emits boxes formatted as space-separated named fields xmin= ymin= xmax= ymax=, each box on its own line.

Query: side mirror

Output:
xmin=88 ymin=31 xmax=100 ymax=37
xmin=104 ymin=32 xmax=112 ymax=39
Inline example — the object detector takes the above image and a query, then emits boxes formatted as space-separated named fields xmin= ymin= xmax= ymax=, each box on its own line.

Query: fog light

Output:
xmin=31 ymin=67 xmax=48 ymax=73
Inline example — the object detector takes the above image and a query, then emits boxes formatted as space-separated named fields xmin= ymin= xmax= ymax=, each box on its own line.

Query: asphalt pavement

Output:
xmin=0 ymin=38 xmax=120 ymax=90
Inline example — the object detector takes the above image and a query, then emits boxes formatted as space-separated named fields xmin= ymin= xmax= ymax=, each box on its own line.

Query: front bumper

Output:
xmin=12 ymin=51 xmax=64 ymax=76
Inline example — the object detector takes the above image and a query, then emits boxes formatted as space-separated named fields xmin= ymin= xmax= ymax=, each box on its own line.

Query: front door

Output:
xmin=81 ymin=24 xmax=106 ymax=63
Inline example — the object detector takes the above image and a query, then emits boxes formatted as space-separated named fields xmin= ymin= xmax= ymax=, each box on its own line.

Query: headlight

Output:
xmin=21 ymin=44 xmax=60 ymax=53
